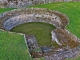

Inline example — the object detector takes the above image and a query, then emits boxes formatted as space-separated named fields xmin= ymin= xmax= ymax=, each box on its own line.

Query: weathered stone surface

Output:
xmin=0 ymin=0 xmax=79 ymax=8
xmin=44 ymin=48 xmax=80 ymax=60
xmin=0 ymin=8 xmax=69 ymax=30
xmin=3 ymin=14 xmax=61 ymax=30
xmin=50 ymin=28 xmax=80 ymax=60
xmin=51 ymin=28 xmax=80 ymax=48
xmin=25 ymin=34 xmax=39 ymax=52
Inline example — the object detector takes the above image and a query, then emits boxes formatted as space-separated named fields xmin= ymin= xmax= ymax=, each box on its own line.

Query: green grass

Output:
xmin=0 ymin=30 xmax=33 ymax=60
xmin=11 ymin=22 xmax=55 ymax=46
xmin=30 ymin=2 xmax=80 ymax=38
xmin=0 ymin=8 xmax=15 ymax=14
xmin=38 ymin=57 xmax=45 ymax=60
xmin=66 ymin=56 xmax=80 ymax=60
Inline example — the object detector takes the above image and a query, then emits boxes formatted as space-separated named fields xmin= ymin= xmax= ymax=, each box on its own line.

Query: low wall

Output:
xmin=0 ymin=0 xmax=80 ymax=8
xmin=0 ymin=8 xmax=69 ymax=30
xmin=4 ymin=13 xmax=60 ymax=30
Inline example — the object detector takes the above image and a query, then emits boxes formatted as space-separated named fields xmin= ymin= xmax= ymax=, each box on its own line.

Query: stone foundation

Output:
xmin=0 ymin=8 xmax=80 ymax=60
xmin=0 ymin=8 xmax=69 ymax=30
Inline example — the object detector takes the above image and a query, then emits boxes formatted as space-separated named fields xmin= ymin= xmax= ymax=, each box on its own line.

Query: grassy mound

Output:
xmin=11 ymin=22 xmax=55 ymax=46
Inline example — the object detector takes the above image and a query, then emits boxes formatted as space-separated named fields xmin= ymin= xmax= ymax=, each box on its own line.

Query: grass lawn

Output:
xmin=66 ymin=57 xmax=80 ymax=60
xmin=11 ymin=22 xmax=55 ymax=46
xmin=0 ymin=8 xmax=15 ymax=14
xmin=0 ymin=30 xmax=33 ymax=60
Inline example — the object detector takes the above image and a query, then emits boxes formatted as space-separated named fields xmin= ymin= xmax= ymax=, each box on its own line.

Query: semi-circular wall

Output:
xmin=0 ymin=8 xmax=69 ymax=30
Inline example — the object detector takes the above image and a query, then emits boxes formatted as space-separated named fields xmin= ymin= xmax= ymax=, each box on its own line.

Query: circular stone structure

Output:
xmin=0 ymin=8 xmax=80 ymax=60
xmin=0 ymin=8 xmax=69 ymax=30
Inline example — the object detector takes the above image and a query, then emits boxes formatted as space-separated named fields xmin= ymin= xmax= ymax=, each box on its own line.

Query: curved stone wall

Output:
xmin=4 ymin=13 xmax=60 ymax=30
xmin=0 ymin=8 xmax=69 ymax=30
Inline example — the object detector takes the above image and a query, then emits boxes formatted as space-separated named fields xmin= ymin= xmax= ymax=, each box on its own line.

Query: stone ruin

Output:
xmin=0 ymin=8 xmax=69 ymax=30
xmin=0 ymin=8 xmax=80 ymax=60
xmin=0 ymin=0 xmax=80 ymax=8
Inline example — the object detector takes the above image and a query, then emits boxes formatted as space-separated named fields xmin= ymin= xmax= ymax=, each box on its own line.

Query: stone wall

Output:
xmin=51 ymin=28 xmax=80 ymax=47
xmin=44 ymin=47 xmax=80 ymax=60
xmin=0 ymin=8 xmax=69 ymax=30
xmin=0 ymin=0 xmax=80 ymax=8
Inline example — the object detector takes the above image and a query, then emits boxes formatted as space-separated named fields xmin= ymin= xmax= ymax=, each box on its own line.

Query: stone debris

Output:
xmin=25 ymin=34 xmax=39 ymax=52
